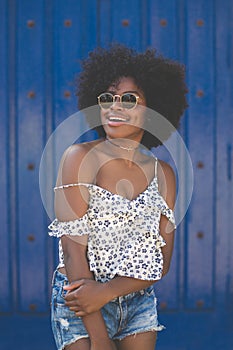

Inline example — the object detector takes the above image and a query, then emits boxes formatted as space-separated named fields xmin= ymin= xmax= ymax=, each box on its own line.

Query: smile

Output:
xmin=107 ymin=113 xmax=129 ymax=123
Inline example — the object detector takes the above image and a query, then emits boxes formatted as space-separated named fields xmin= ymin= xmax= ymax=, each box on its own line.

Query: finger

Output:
xmin=65 ymin=299 xmax=79 ymax=306
xmin=64 ymin=286 xmax=83 ymax=300
xmin=64 ymin=292 xmax=79 ymax=302
xmin=75 ymin=310 xmax=87 ymax=317
xmin=64 ymin=290 xmax=81 ymax=302
xmin=69 ymin=306 xmax=80 ymax=312
xmin=63 ymin=280 xmax=84 ymax=290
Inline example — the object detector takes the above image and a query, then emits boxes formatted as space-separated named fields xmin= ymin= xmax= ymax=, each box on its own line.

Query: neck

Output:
xmin=106 ymin=136 xmax=140 ymax=151
xmin=105 ymin=136 xmax=143 ymax=164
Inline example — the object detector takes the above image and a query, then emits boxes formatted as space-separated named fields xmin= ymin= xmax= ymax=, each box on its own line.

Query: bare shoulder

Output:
xmin=56 ymin=140 xmax=101 ymax=186
xmin=157 ymin=159 xmax=176 ymax=182
xmin=157 ymin=159 xmax=176 ymax=204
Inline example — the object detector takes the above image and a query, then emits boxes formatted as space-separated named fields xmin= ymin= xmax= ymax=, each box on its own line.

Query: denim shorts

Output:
xmin=51 ymin=270 xmax=164 ymax=350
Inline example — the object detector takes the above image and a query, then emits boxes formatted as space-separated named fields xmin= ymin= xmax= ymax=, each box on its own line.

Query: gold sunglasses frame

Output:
xmin=97 ymin=92 xmax=140 ymax=110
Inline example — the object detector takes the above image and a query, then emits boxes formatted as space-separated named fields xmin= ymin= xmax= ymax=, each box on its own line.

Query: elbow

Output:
xmin=161 ymin=246 xmax=173 ymax=278
xmin=161 ymin=260 xmax=171 ymax=277
xmin=161 ymin=269 xmax=169 ymax=278
xmin=61 ymin=235 xmax=87 ymax=261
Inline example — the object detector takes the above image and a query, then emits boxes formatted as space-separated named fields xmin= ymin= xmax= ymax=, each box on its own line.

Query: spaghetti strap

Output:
xmin=153 ymin=158 xmax=159 ymax=190
xmin=54 ymin=183 xmax=89 ymax=191
xmin=154 ymin=157 xmax=158 ymax=177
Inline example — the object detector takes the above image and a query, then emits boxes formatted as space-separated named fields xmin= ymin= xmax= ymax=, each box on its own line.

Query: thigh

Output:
xmin=65 ymin=338 xmax=118 ymax=350
xmin=115 ymin=331 xmax=157 ymax=350
xmin=65 ymin=338 xmax=90 ymax=350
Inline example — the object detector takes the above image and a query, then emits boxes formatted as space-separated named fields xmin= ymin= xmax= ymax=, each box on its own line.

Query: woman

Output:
xmin=49 ymin=44 xmax=188 ymax=350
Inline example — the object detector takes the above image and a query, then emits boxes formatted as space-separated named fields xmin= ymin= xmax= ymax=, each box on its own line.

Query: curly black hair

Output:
xmin=76 ymin=44 xmax=188 ymax=149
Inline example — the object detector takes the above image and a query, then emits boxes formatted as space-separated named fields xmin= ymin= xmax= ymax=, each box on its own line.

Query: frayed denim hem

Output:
xmin=59 ymin=335 xmax=89 ymax=350
xmin=113 ymin=325 xmax=165 ymax=341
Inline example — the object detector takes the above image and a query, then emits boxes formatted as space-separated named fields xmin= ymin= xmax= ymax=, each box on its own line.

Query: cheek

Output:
xmin=134 ymin=108 xmax=147 ymax=127
xmin=100 ymin=109 xmax=106 ymax=123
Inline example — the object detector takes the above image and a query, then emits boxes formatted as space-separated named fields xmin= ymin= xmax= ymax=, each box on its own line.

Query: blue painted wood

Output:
xmin=5 ymin=0 xmax=19 ymax=313
xmin=52 ymin=0 xmax=99 ymax=184
xmin=53 ymin=0 xmax=83 ymax=124
xmin=98 ymin=0 xmax=147 ymax=50
xmin=147 ymin=0 xmax=185 ymax=311
xmin=98 ymin=0 xmax=112 ymax=46
xmin=0 ymin=0 xmax=11 ymax=313
xmin=53 ymin=0 xmax=98 ymax=126
xmin=111 ymin=0 xmax=142 ymax=49
xmin=185 ymin=0 xmax=215 ymax=310
xmin=0 ymin=0 xmax=233 ymax=349
xmin=43 ymin=0 xmax=58 ymax=285
xmin=17 ymin=0 xmax=49 ymax=312
xmin=0 ymin=315 xmax=56 ymax=350
xmin=215 ymin=0 xmax=233 ymax=310
xmin=149 ymin=0 xmax=179 ymax=59
xmin=157 ymin=312 xmax=233 ymax=350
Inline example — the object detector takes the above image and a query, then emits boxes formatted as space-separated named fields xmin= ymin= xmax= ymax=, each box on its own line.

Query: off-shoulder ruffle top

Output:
xmin=48 ymin=159 xmax=176 ymax=283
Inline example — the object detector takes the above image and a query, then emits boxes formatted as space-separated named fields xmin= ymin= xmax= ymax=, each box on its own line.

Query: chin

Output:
xmin=103 ymin=124 xmax=143 ymax=139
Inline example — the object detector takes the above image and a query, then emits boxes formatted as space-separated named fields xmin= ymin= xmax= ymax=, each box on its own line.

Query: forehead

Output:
xmin=107 ymin=76 xmax=141 ymax=93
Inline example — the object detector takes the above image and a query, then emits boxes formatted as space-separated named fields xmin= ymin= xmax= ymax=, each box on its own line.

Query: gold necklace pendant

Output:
xmin=106 ymin=137 xmax=138 ymax=152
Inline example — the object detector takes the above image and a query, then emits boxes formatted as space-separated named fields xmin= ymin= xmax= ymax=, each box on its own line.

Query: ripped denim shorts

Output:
xmin=51 ymin=269 xmax=164 ymax=350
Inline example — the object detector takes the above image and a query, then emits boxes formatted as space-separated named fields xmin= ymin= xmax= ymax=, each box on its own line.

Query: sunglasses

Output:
xmin=97 ymin=92 xmax=140 ymax=110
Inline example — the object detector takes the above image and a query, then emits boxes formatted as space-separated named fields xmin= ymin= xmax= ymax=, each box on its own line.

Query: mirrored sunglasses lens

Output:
xmin=121 ymin=94 xmax=137 ymax=109
xmin=99 ymin=93 xmax=113 ymax=109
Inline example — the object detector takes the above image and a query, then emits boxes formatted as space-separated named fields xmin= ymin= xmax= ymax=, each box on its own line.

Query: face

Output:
xmin=99 ymin=77 xmax=147 ymax=141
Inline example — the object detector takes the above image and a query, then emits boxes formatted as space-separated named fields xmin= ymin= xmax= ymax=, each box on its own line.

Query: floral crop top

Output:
xmin=48 ymin=159 xmax=176 ymax=283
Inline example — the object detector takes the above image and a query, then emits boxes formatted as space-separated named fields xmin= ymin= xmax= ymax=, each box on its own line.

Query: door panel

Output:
xmin=185 ymin=0 xmax=215 ymax=310
xmin=0 ymin=0 xmax=232 ymax=349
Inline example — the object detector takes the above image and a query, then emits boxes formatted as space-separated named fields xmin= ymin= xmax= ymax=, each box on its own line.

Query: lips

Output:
xmin=105 ymin=113 xmax=130 ymax=126
xmin=108 ymin=116 xmax=128 ymax=122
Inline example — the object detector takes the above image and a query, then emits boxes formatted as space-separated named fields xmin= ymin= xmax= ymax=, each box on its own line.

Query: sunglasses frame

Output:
xmin=97 ymin=92 xmax=140 ymax=110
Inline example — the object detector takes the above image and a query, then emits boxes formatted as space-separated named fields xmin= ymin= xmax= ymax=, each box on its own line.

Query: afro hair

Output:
xmin=76 ymin=44 xmax=188 ymax=149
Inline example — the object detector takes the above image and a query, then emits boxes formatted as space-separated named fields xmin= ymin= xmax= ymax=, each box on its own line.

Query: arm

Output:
xmin=55 ymin=145 xmax=113 ymax=348
xmin=61 ymin=236 xmax=111 ymax=346
xmin=64 ymin=160 xmax=176 ymax=316
xmin=157 ymin=160 xmax=176 ymax=276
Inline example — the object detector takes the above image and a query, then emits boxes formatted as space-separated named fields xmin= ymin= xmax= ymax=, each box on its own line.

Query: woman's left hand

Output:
xmin=63 ymin=279 xmax=111 ymax=316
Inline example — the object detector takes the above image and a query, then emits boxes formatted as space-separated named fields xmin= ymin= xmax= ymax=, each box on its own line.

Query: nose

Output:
xmin=110 ymin=95 xmax=123 ymax=109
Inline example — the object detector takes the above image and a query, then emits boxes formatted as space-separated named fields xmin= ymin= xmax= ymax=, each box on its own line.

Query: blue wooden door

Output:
xmin=0 ymin=1 xmax=232 ymax=349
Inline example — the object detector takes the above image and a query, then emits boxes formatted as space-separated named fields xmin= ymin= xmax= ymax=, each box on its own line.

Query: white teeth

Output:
xmin=109 ymin=116 xmax=127 ymax=122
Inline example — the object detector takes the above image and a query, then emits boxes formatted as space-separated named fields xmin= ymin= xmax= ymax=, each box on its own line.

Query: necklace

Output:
xmin=106 ymin=137 xmax=139 ymax=152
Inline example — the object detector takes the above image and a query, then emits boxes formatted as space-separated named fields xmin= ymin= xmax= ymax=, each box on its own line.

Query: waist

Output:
xmin=52 ymin=269 xmax=154 ymax=302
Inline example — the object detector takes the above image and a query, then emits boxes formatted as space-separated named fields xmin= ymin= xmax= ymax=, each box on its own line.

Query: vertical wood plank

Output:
xmin=53 ymin=0 xmax=98 ymax=127
xmin=17 ymin=0 xmax=48 ymax=312
xmin=111 ymin=0 xmax=142 ymax=49
xmin=147 ymin=0 xmax=187 ymax=311
xmin=43 ymin=0 xmax=57 ymax=297
xmin=98 ymin=0 xmax=143 ymax=49
xmin=148 ymin=0 xmax=179 ymax=59
xmin=185 ymin=0 xmax=215 ymax=309
xmin=215 ymin=0 xmax=233 ymax=308
xmin=97 ymin=0 xmax=112 ymax=47
xmin=51 ymin=0 xmax=99 ymax=208
xmin=0 ymin=0 xmax=11 ymax=312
